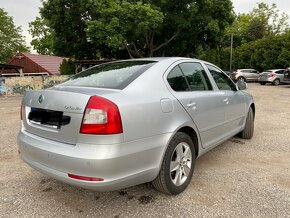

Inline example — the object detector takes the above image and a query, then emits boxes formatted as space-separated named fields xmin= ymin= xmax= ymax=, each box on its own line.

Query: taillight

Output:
xmin=231 ymin=72 xmax=237 ymax=77
xmin=268 ymin=73 xmax=276 ymax=77
xmin=80 ymin=96 xmax=123 ymax=134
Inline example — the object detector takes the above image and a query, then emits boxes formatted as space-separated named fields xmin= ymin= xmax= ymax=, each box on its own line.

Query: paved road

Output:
xmin=1 ymin=84 xmax=290 ymax=217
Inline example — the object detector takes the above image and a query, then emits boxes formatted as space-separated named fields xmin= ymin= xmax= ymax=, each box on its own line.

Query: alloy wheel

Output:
xmin=170 ymin=142 xmax=192 ymax=186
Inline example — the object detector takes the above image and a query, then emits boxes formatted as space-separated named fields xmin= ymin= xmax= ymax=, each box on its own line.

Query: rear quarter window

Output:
xmin=59 ymin=61 xmax=156 ymax=89
xmin=167 ymin=66 xmax=190 ymax=92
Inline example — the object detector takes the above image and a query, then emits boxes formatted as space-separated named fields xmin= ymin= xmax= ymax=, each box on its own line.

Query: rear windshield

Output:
xmin=59 ymin=61 xmax=157 ymax=89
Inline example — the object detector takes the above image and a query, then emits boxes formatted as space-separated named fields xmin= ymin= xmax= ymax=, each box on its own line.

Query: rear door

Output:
xmin=251 ymin=70 xmax=260 ymax=81
xmin=165 ymin=61 xmax=227 ymax=148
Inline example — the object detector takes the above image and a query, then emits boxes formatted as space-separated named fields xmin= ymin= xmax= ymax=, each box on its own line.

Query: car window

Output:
xmin=167 ymin=66 xmax=190 ymax=92
xmin=206 ymin=64 xmax=237 ymax=91
xmin=277 ymin=70 xmax=284 ymax=74
xmin=59 ymin=61 xmax=156 ymax=89
xmin=179 ymin=62 xmax=212 ymax=91
xmin=251 ymin=70 xmax=258 ymax=74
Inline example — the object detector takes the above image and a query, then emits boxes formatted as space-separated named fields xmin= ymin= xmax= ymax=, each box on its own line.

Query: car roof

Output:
xmin=237 ymin=69 xmax=255 ymax=70
xmin=265 ymin=69 xmax=285 ymax=71
xmin=119 ymin=57 xmax=201 ymax=62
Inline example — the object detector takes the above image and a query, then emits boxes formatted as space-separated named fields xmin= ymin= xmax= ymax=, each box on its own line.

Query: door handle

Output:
xmin=223 ymin=98 xmax=229 ymax=104
xmin=187 ymin=102 xmax=197 ymax=109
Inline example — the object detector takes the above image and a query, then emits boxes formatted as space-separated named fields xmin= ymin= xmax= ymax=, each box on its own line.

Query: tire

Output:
xmin=237 ymin=77 xmax=246 ymax=82
xmin=240 ymin=107 xmax=254 ymax=139
xmin=260 ymin=82 xmax=266 ymax=85
xmin=152 ymin=132 xmax=195 ymax=195
xmin=273 ymin=79 xmax=280 ymax=86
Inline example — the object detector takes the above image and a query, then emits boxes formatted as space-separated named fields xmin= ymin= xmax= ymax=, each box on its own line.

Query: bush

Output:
xmin=60 ymin=59 xmax=75 ymax=75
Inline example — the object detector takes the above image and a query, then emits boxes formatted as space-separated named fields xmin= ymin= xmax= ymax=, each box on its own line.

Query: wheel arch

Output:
xmin=238 ymin=76 xmax=246 ymax=81
xmin=176 ymin=126 xmax=199 ymax=158
xmin=250 ymin=103 xmax=255 ymax=119
xmin=156 ymin=123 xmax=201 ymax=179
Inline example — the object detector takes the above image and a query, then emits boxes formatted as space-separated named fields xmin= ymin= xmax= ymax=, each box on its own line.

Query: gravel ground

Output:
xmin=0 ymin=83 xmax=290 ymax=218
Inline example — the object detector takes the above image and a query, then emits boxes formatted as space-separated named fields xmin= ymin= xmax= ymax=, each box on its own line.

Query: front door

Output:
xmin=205 ymin=64 xmax=247 ymax=137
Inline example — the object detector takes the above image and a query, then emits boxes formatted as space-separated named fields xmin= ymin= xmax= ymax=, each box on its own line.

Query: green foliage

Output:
xmin=198 ymin=2 xmax=290 ymax=71
xmin=87 ymin=0 xmax=165 ymax=57
xmin=234 ymin=30 xmax=290 ymax=71
xmin=197 ymin=47 xmax=231 ymax=71
xmin=29 ymin=17 xmax=54 ymax=55
xmin=39 ymin=0 xmax=99 ymax=59
xmin=30 ymin=0 xmax=234 ymax=58
xmin=0 ymin=8 xmax=29 ymax=63
xmin=60 ymin=59 xmax=76 ymax=75
xmin=228 ymin=2 xmax=289 ymax=46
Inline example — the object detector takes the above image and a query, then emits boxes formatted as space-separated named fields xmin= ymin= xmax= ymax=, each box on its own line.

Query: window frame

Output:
xmin=166 ymin=65 xmax=191 ymax=92
xmin=165 ymin=61 xmax=214 ymax=93
xmin=204 ymin=63 xmax=238 ymax=92
xmin=58 ymin=60 xmax=157 ymax=90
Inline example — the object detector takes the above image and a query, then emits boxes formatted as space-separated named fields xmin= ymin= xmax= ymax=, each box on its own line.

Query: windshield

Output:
xmin=59 ymin=61 xmax=157 ymax=89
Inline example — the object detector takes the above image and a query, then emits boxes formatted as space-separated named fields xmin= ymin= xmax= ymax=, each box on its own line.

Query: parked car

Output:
xmin=230 ymin=69 xmax=260 ymax=82
xmin=258 ymin=69 xmax=285 ymax=86
xmin=283 ymin=68 xmax=290 ymax=84
xmin=18 ymin=58 xmax=255 ymax=195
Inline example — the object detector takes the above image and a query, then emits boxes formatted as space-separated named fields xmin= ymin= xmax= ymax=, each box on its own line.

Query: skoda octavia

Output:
xmin=18 ymin=58 xmax=255 ymax=195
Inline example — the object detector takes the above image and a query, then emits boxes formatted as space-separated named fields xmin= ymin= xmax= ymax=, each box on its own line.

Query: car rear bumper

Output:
xmin=18 ymin=128 xmax=171 ymax=191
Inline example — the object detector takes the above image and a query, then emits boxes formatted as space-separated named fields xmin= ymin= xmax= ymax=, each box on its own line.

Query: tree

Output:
xmin=60 ymin=59 xmax=76 ymax=75
xmin=250 ymin=2 xmax=289 ymax=35
xmin=197 ymin=2 xmax=290 ymax=71
xmin=234 ymin=30 xmax=290 ymax=71
xmin=0 ymin=8 xmax=29 ymax=63
xmin=87 ymin=1 xmax=165 ymax=57
xmin=38 ymin=0 xmax=100 ymax=59
xmin=87 ymin=0 xmax=235 ymax=57
xmin=229 ymin=2 xmax=289 ymax=46
xmin=31 ymin=0 xmax=234 ymax=58
xmin=29 ymin=17 xmax=54 ymax=55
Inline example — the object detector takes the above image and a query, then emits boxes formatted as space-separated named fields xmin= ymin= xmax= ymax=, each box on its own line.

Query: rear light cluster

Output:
xmin=80 ymin=96 xmax=123 ymax=135
xmin=231 ymin=72 xmax=237 ymax=78
xmin=268 ymin=73 xmax=276 ymax=77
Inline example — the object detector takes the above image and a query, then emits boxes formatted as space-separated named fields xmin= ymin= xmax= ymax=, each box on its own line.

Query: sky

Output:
xmin=0 ymin=0 xmax=289 ymax=53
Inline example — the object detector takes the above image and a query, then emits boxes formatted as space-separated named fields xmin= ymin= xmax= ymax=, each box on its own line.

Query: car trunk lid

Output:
xmin=21 ymin=88 xmax=120 ymax=144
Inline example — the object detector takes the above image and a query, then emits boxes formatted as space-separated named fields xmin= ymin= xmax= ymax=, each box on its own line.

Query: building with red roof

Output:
xmin=1 ymin=52 xmax=67 ymax=76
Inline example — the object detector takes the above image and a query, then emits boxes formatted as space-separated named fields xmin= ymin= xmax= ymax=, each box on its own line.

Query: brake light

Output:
xmin=268 ymin=73 xmax=276 ymax=77
xmin=80 ymin=96 xmax=123 ymax=134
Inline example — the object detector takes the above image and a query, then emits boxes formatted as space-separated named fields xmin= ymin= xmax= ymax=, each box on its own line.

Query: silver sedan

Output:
xmin=18 ymin=58 xmax=255 ymax=195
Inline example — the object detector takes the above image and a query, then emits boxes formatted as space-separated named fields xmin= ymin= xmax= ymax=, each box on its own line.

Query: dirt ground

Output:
xmin=0 ymin=83 xmax=290 ymax=218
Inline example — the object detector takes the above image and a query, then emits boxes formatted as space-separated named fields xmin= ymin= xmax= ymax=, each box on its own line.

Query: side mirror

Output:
xmin=236 ymin=80 xmax=248 ymax=90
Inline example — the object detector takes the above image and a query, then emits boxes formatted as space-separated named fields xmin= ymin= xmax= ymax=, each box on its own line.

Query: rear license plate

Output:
xmin=28 ymin=108 xmax=70 ymax=128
